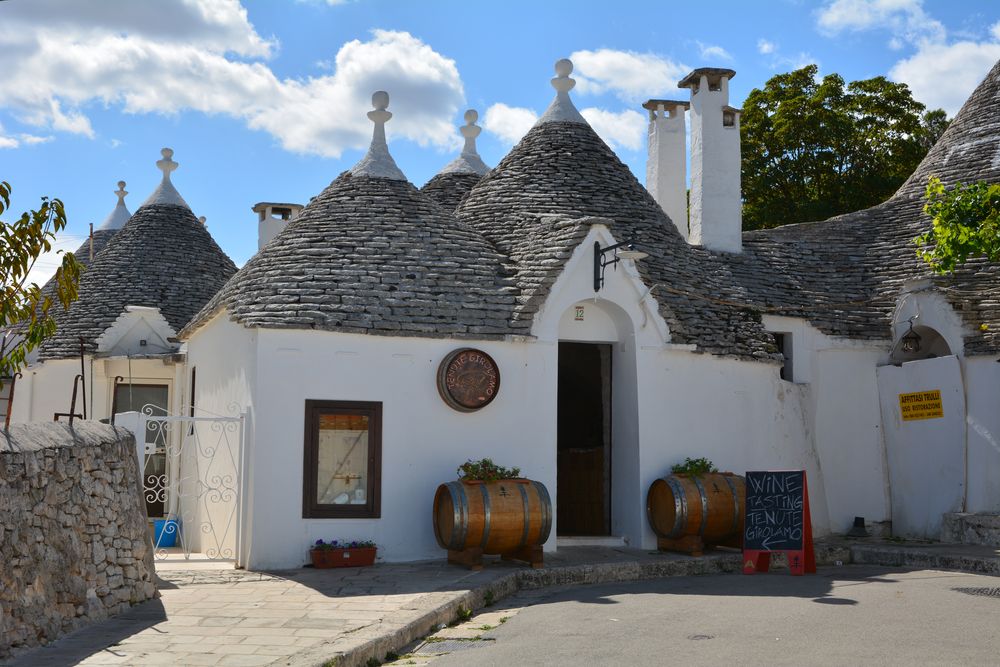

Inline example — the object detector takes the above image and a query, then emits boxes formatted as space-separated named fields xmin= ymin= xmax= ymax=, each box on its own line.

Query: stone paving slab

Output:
xmin=5 ymin=540 xmax=997 ymax=667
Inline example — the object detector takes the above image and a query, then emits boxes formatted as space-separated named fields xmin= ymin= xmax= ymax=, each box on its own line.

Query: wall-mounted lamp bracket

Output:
xmin=593 ymin=240 xmax=648 ymax=292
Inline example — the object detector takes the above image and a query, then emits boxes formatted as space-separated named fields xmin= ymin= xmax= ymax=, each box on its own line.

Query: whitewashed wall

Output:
xmin=963 ymin=356 xmax=1000 ymax=513
xmin=248 ymin=329 xmax=553 ymax=569
xmin=764 ymin=315 xmax=893 ymax=535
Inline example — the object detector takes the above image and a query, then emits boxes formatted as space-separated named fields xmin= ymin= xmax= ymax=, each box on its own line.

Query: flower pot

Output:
xmin=309 ymin=546 xmax=377 ymax=568
xmin=153 ymin=518 xmax=180 ymax=548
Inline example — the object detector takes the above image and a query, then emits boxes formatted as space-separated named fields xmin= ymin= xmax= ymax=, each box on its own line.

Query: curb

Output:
xmin=286 ymin=545 xmax=852 ymax=667
xmin=850 ymin=544 xmax=1000 ymax=576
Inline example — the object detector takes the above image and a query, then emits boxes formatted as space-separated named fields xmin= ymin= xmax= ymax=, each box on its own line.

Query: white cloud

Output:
xmin=483 ymin=103 xmax=538 ymax=145
xmin=570 ymin=49 xmax=689 ymax=102
xmin=483 ymin=101 xmax=645 ymax=153
xmin=248 ymin=30 xmax=465 ymax=156
xmin=757 ymin=39 xmax=776 ymax=55
xmin=580 ymin=108 xmax=646 ymax=151
xmin=891 ymin=40 xmax=1000 ymax=115
xmin=19 ymin=134 xmax=53 ymax=145
xmin=816 ymin=0 xmax=946 ymax=45
xmin=697 ymin=42 xmax=733 ymax=62
xmin=0 ymin=2 xmax=465 ymax=158
xmin=0 ymin=123 xmax=50 ymax=148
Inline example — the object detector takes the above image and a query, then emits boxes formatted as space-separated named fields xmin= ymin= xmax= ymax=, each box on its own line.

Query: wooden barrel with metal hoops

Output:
xmin=646 ymin=472 xmax=745 ymax=555
xmin=433 ymin=479 xmax=552 ymax=569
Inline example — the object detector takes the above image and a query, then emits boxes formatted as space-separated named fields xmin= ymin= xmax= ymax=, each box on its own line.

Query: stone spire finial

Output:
xmin=460 ymin=109 xmax=482 ymax=155
xmin=157 ymin=148 xmax=178 ymax=181
xmin=439 ymin=109 xmax=490 ymax=176
xmin=552 ymin=58 xmax=576 ymax=93
xmin=350 ymin=91 xmax=406 ymax=180
xmin=537 ymin=58 xmax=586 ymax=126
xmin=141 ymin=146 xmax=190 ymax=208
xmin=98 ymin=178 xmax=133 ymax=231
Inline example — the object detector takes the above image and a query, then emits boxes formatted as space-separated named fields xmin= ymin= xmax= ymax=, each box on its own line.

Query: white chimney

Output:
xmin=643 ymin=99 xmax=689 ymax=239
xmin=679 ymin=68 xmax=742 ymax=254
xmin=253 ymin=202 xmax=304 ymax=250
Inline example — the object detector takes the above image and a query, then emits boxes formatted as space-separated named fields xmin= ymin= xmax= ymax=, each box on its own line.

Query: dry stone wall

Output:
xmin=0 ymin=421 xmax=156 ymax=660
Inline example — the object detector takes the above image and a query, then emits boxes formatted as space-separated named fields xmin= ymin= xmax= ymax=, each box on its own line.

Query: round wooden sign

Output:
xmin=437 ymin=348 xmax=500 ymax=412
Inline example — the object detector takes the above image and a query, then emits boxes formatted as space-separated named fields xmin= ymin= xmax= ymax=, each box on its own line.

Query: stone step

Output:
xmin=941 ymin=512 xmax=1000 ymax=547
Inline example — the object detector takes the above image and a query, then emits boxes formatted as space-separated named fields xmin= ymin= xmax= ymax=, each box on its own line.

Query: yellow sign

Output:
xmin=898 ymin=389 xmax=944 ymax=421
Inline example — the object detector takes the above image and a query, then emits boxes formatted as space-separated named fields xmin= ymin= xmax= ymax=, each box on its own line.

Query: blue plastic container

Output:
xmin=153 ymin=518 xmax=180 ymax=548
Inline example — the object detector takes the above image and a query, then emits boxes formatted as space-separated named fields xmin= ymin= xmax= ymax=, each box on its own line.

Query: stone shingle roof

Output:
xmin=40 ymin=203 xmax=237 ymax=360
xmin=728 ymin=59 xmax=1000 ymax=356
xmin=456 ymin=119 xmax=777 ymax=360
xmin=420 ymin=172 xmax=483 ymax=213
xmin=182 ymin=172 xmax=525 ymax=339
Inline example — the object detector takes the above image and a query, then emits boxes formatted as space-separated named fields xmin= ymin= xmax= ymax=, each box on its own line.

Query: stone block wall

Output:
xmin=0 ymin=421 xmax=157 ymax=660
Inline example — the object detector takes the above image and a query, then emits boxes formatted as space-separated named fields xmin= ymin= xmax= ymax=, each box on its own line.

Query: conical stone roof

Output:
xmin=421 ymin=109 xmax=490 ymax=213
xmin=184 ymin=174 xmax=523 ymax=339
xmin=183 ymin=93 xmax=524 ymax=340
xmin=39 ymin=153 xmax=237 ymax=360
xmin=456 ymin=61 xmax=776 ymax=360
xmin=730 ymin=59 xmax=1000 ymax=355
xmin=33 ymin=181 xmax=133 ymax=333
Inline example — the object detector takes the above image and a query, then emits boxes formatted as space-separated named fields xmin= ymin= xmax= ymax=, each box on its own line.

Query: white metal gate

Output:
xmin=137 ymin=407 xmax=245 ymax=562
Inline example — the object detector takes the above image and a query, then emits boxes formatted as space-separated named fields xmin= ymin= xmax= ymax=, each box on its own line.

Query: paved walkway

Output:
xmin=5 ymin=540 xmax=997 ymax=667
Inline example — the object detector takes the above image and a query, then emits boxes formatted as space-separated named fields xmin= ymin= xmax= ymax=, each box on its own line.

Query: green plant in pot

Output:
xmin=456 ymin=457 xmax=521 ymax=482
xmin=670 ymin=457 xmax=718 ymax=477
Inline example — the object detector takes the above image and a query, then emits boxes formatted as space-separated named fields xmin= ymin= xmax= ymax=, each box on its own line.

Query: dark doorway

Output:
xmin=557 ymin=342 xmax=612 ymax=535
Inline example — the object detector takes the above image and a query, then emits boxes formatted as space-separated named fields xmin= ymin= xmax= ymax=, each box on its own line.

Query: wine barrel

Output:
xmin=433 ymin=479 xmax=552 ymax=554
xmin=646 ymin=473 xmax=745 ymax=543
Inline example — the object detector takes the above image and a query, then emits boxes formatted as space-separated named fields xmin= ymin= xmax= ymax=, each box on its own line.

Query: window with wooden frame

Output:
xmin=303 ymin=400 xmax=382 ymax=519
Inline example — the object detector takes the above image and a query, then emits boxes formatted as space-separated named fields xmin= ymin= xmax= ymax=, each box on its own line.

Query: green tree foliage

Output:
xmin=0 ymin=181 xmax=82 ymax=377
xmin=741 ymin=65 xmax=950 ymax=230
xmin=915 ymin=177 xmax=1000 ymax=274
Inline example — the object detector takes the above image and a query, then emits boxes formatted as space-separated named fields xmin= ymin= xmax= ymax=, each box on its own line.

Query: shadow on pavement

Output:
xmin=3 ymin=598 xmax=167 ymax=667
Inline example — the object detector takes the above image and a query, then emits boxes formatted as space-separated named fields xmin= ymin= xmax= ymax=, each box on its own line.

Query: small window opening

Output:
xmin=271 ymin=207 xmax=293 ymax=220
xmin=774 ymin=333 xmax=793 ymax=382
xmin=723 ymin=111 xmax=735 ymax=127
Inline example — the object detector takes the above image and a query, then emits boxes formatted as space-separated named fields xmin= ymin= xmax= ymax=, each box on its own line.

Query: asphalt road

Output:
xmin=427 ymin=566 xmax=1000 ymax=666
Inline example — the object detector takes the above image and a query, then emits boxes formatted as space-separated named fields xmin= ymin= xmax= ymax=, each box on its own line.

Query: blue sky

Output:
xmin=2 ymin=0 xmax=999 ymax=281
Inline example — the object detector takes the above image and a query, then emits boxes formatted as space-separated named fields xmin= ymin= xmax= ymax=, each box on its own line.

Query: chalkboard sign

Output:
xmin=744 ymin=470 xmax=805 ymax=552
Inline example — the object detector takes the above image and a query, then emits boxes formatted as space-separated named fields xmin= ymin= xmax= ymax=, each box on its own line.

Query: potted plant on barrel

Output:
xmin=647 ymin=457 xmax=746 ymax=555
xmin=432 ymin=458 xmax=552 ymax=570
xmin=309 ymin=539 xmax=378 ymax=568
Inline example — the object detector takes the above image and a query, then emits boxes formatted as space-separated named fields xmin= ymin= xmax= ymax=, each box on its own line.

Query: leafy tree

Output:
xmin=741 ymin=65 xmax=949 ymax=230
xmin=915 ymin=177 xmax=1000 ymax=274
xmin=0 ymin=181 xmax=82 ymax=378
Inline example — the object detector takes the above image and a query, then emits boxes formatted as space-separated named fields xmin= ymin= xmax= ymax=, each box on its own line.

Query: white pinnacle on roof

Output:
xmin=141 ymin=147 xmax=190 ymax=208
xmin=97 ymin=180 xmax=132 ymax=231
xmin=440 ymin=109 xmax=490 ymax=175
xmin=350 ymin=91 xmax=407 ymax=181
xmin=537 ymin=58 xmax=587 ymax=125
